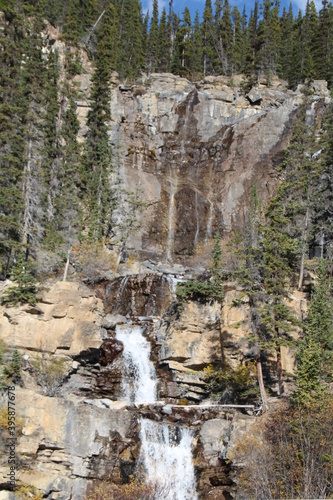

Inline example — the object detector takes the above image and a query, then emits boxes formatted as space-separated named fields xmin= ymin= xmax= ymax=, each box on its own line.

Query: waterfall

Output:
xmin=115 ymin=325 xmax=157 ymax=403
xmin=139 ymin=419 xmax=197 ymax=500
xmin=114 ymin=276 xmax=128 ymax=312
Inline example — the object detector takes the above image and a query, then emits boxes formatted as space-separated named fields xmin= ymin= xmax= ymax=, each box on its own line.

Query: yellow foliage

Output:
xmin=86 ymin=477 xmax=170 ymax=499
xmin=16 ymin=485 xmax=44 ymax=499
xmin=0 ymin=407 xmax=24 ymax=433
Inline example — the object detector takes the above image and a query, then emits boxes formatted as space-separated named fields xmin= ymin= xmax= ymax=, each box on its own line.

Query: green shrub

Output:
xmin=176 ymin=233 xmax=225 ymax=303
xmin=3 ymin=348 xmax=22 ymax=383
xmin=203 ymin=361 xmax=258 ymax=403
xmin=1 ymin=253 xmax=39 ymax=306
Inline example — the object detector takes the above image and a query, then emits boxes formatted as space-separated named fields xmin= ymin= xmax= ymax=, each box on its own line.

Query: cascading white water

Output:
xmin=115 ymin=325 xmax=157 ymax=403
xmin=139 ymin=419 xmax=197 ymax=500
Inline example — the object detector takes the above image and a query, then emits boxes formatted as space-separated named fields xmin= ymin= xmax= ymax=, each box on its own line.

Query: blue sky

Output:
xmin=142 ymin=0 xmax=323 ymax=19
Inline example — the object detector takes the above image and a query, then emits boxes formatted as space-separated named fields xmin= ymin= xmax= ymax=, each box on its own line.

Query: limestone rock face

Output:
xmin=0 ymin=389 xmax=136 ymax=499
xmin=78 ymin=73 xmax=310 ymax=262
xmin=0 ymin=282 xmax=103 ymax=355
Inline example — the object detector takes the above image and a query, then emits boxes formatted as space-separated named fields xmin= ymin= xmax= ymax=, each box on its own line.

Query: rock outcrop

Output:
xmin=56 ymin=67 xmax=325 ymax=262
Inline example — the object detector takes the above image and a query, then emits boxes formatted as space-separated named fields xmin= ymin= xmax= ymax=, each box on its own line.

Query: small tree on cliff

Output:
xmin=1 ymin=252 xmax=39 ymax=306
xmin=176 ymin=232 xmax=224 ymax=302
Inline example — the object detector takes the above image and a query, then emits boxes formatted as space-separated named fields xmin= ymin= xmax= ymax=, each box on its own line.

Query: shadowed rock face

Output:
xmin=99 ymin=274 xmax=172 ymax=317
xmin=102 ymin=73 xmax=308 ymax=262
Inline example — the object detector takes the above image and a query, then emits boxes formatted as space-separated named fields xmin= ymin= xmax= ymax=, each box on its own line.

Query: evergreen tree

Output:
xmin=312 ymin=102 xmax=333 ymax=260
xmin=1 ymin=252 xmax=39 ymax=306
xmin=147 ymin=0 xmax=159 ymax=73
xmin=21 ymin=15 xmax=47 ymax=259
xmin=231 ymin=6 xmax=246 ymax=74
xmin=42 ymin=49 xmax=61 ymax=227
xmin=288 ymin=9 xmax=303 ymax=88
xmin=192 ymin=10 xmax=203 ymax=77
xmin=85 ymin=3 xmax=115 ymax=240
xmin=202 ymin=0 xmax=215 ymax=75
xmin=314 ymin=0 xmax=333 ymax=85
xmin=117 ymin=0 xmax=144 ymax=80
xmin=302 ymin=0 xmax=318 ymax=80
xmin=220 ymin=0 xmax=233 ymax=74
xmin=295 ymin=260 xmax=333 ymax=403
xmin=172 ymin=7 xmax=193 ymax=76
xmin=279 ymin=4 xmax=294 ymax=82
xmin=158 ymin=8 xmax=171 ymax=72
xmin=261 ymin=192 xmax=299 ymax=395
xmin=256 ymin=0 xmax=281 ymax=79
xmin=0 ymin=3 xmax=26 ymax=275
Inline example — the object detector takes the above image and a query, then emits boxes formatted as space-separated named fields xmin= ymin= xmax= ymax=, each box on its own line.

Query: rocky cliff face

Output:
xmin=0 ymin=274 xmax=307 ymax=499
xmin=82 ymin=72 xmax=327 ymax=262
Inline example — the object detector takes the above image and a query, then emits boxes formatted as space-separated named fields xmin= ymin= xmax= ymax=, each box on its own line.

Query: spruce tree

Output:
xmin=158 ymin=8 xmax=171 ymax=72
xmin=85 ymin=3 xmax=115 ymax=241
xmin=261 ymin=193 xmax=299 ymax=396
xmin=192 ymin=11 xmax=203 ymax=77
xmin=295 ymin=260 xmax=333 ymax=403
xmin=1 ymin=252 xmax=39 ymax=306
xmin=117 ymin=0 xmax=144 ymax=80
xmin=202 ymin=0 xmax=215 ymax=75
xmin=147 ymin=0 xmax=159 ymax=73
xmin=0 ymin=3 xmax=26 ymax=275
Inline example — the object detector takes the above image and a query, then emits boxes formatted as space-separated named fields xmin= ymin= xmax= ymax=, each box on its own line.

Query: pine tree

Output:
xmin=312 ymin=103 xmax=333 ymax=259
xmin=1 ymin=252 xmax=39 ymax=306
xmin=117 ymin=0 xmax=144 ymax=80
xmin=21 ymin=15 xmax=47 ymax=260
xmin=172 ymin=7 xmax=193 ymax=76
xmin=288 ymin=9 xmax=303 ymax=88
xmin=192 ymin=11 xmax=203 ymax=77
xmin=261 ymin=192 xmax=299 ymax=395
xmin=295 ymin=260 xmax=333 ymax=403
xmin=220 ymin=0 xmax=233 ymax=74
xmin=0 ymin=3 xmax=26 ymax=275
xmin=231 ymin=6 xmax=246 ymax=74
xmin=42 ymin=49 xmax=61 ymax=228
xmin=314 ymin=0 xmax=333 ymax=85
xmin=279 ymin=4 xmax=294 ymax=82
xmin=147 ymin=0 xmax=159 ymax=73
xmin=158 ymin=8 xmax=171 ymax=72
xmin=202 ymin=0 xmax=215 ymax=75
xmin=256 ymin=0 xmax=281 ymax=80
xmin=302 ymin=0 xmax=318 ymax=80
xmin=85 ymin=3 xmax=115 ymax=241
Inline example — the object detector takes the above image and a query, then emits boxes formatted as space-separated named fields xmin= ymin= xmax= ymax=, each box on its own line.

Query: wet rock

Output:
xmin=101 ymin=274 xmax=172 ymax=317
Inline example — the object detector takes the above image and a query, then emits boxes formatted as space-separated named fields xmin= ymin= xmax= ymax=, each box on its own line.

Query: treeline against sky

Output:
xmin=7 ymin=0 xmax=333 ymax=86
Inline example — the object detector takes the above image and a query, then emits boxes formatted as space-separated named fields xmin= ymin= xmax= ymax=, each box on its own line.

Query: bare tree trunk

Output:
xmin=298 ymin=207 xmax=309 ymax=291
xmin=63 ymin=247 xmax=71 ymax=282
xmin=257 ymin=353 xmax=268 ymax=411
xmin=276 ymin=346 xmax=284 ymax=396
